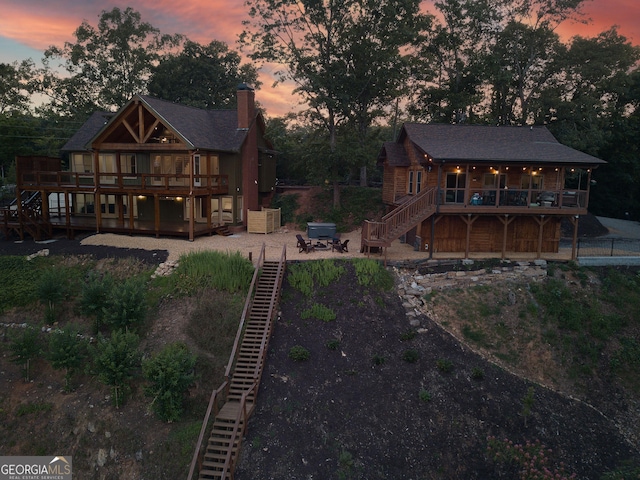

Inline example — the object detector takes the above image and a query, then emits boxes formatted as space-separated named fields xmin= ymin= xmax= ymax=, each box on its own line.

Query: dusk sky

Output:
xmin=1 ymin=0 xmax=639 ymax=117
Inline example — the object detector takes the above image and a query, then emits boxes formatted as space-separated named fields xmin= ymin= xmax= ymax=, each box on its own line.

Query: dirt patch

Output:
xmin=235 ymin=262 xmax=640 ymax=479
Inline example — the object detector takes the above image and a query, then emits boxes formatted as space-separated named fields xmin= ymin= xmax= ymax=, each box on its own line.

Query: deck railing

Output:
xmin=17 ymin=171 xmax=229 ymax=193
xmin=363 ymin=187 xmax=437 ymax=247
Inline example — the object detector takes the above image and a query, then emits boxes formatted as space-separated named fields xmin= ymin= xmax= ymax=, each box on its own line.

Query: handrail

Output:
xmin=220 ymin=383 xmax=258 ymax=480
xmin=252 ymin=244 xmax=286 ymax=380
xmin=186 ymin=380 xmax=228 ymax=480
xmin=364 ymin=187 xmax=437 ymax=246
xmin=225 ymin=243 xmax=266 ymax=381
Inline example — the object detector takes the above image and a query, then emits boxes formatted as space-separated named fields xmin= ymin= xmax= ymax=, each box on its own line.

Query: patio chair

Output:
xmin=331 ymin=238 xmax=349 ymax=253
xmin=296 ymin=234 xmax=315 ymax=253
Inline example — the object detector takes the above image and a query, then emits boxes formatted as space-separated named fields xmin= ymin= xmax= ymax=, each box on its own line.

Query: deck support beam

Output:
xmin=570 ymin=215 xmax=580 ymax=261
xmin=534 ymin=215 xmax=552 ymax=259
xmin=498 ymin=214 xmax=515 ymax=260
xmin=461 ymin=214 xmax=478 ymax=259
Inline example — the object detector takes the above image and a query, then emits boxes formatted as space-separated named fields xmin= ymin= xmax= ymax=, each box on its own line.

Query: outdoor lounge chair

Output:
xmin=331 ymin=238 xmax=349 ymax=253
xmin=296 ymin=234 xmax=315 ymax=253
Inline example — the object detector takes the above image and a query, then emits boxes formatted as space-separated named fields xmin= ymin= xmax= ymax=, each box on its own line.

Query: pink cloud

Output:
xmin=1 ymin=0 xmax=638 ymax=118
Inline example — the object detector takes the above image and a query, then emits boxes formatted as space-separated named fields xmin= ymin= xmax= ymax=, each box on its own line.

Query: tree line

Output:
xmin=1 ymin=1 xmax=639 ymax=219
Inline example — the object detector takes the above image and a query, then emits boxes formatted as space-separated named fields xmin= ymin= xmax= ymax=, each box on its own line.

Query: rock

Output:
xmin=507 ymin=290 xmax=517 ymax=305
xmin=97 ymin=448 xmax=107 ymax=467
xmin=135 ymin=450 xmax=143 ymax=462
xmin=87 ymin=422 xmax=96 ymax=433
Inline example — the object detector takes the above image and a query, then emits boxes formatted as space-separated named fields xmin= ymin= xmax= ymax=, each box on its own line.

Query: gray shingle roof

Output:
xmin=401 ymin=123 xmax=606 ymax=165
xmin=62 ymin=95 xmax=253 ymax=153
xmin=139 ymin=96 xmax=248 ymax=152
xmin=379 ymin=141 xmax=410 ymax=166
xmin=61 ymin=111 xmax=114 ymax=152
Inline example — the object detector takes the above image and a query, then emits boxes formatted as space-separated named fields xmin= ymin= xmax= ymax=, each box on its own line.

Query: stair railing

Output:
xmin=219 ymin=384 xmax=257 ymax=480
xmin=187 ymin=244 xmax=265 ymax=480
xmin=363 ymin=187 xmax=437 ymax=246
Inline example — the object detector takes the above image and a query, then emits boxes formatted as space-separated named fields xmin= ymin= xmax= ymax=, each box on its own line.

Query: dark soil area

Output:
xmin=0 ymin=233 xmax=168 ymax=264
xmin=235 ymin=262 xmax=639 ymax=479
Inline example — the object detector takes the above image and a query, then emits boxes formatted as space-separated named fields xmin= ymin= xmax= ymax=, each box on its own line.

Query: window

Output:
xmin=121 ymin=154 xmax=137 ymax=176
xmin=408 ymin=168 xmax=423 ymax=195
xmin=521 ymin=174 xmax=543 ymax=190
xmin=72 ymin=154 xmax=92 ymax=173
xmin=445 ymin=173 xmax=466 ymax=203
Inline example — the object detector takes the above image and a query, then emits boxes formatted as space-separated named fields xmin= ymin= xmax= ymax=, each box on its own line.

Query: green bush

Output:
xmin=102 ymin=277 xmax=147 ymax=331
xmin=288 ymin=260 xmax=345 ymax=296
xmin=326 ymin=339 xmax=341 ymax=350
xmin=372 ymin=354 xmax=386 ymax=366
xmin=36 ymin=268 xmax=68 ymax=323
xmin=402 ymin=349 xmax=419 ymax=363
xmin=418 ymin=389 xmax=432 ymax=403
xmin=288 ymin=345 xmax=310 ymax=362
xmin=301 ymin=303 xmax=336 ymax=322
xmin=157 ymin=251 xmax=254 ymax=296
xmin=352 ymin=259 xmax=394 ymax=290
xmin=48 ymin=325 xmax=84 ymax=391
xmin=79 ymin=272 xmax=114 ymax=333
xmin=143 ymin=343 xmax=196 ymax=422
xmin=436 ymin=359 xmax=453 ymax=373
xmin=9 ymin=327 xmax=41 ymax=382
xmin=91 ymin=330 xmax=141 ymax=408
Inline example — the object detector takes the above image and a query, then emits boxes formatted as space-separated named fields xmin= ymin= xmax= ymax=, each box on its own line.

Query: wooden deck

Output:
xmin=51 ymin=216 xmax=222 ymax=239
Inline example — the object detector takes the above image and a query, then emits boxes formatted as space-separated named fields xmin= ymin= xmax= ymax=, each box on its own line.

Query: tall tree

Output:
xmin=0 ymin=60 xmax=35 ymax=115
xmin=41 ymin=7 xmax=182 ymax=116
xmin=148 ymin=40 xmax=261 ymax=109
xmin=241 ymin=0 xmax=427 ymax=205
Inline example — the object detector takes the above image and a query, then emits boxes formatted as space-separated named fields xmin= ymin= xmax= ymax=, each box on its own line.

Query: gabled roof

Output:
xmin=379 ymin=141 xmax=410 ymax=167
xmin=397 ymin=123 xmax=606 ymax=165
xmin=62 ymin=111 xmax=114 ymax=152
xmin=138 ymin=96 xmax=249 ymax=152
xmin=62 ymin=95 xmax=265 ymax=153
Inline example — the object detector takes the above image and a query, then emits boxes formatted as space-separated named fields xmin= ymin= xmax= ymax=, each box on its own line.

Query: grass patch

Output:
xmin=352 ymin=258 xmax=394 ymax=290
xmin=301 ymin=303 xmax=336 ymax=322
xmin=288 ymin=260 xmax=345 ymax=296
xmin=15 ymin=402 xmax=53 ymax=416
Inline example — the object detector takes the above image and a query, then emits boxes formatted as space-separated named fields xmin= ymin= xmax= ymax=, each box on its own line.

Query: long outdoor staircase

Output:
xmin=361 ymin=186 xmax=437 ymax=254
xmin=188 ymin=244 xmax=287 ymax=480
xmin=0 ymin=191 xmax=52 ymax=241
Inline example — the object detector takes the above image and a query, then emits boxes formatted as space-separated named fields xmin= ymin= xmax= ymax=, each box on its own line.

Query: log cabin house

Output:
xmin=1 ymin=84 xmax=277 ymax=241
xmin=361 ymin=123 xmax=606 ymax=260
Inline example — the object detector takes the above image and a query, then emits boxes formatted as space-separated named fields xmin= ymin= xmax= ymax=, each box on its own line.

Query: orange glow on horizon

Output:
xmin=1 ymin=0 xmax=638 ymax=117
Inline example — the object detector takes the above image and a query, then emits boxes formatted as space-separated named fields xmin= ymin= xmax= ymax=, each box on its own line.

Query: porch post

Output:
xmin=128 ymin=193 xmax=135 ymax=233
xmin=571 ymin=215 xmax=579 ymax=261
xmin=499 ymin=214 xmax=514 ymax=260
xmin=189 ymin=196 xmax=195 ymax=241
xmin=94 ymin=150 xmax=101 ymax=233
xmin=154 ymin=194 xmax=160 ymax=238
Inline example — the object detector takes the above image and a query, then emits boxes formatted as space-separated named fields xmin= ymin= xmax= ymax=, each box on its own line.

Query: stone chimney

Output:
xmin=237 ymin=83 xmax=255 ymax=130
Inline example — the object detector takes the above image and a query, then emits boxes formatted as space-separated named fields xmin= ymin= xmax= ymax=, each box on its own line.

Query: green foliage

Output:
xmin=418 ymin=389 xmax=432 ymax=403
xmin=462 ymin=324 xmax=486 ymax=345
xmin=36 ymin=268 xmax=68 ymax=323
xmin=400 ymin=330 xmax=417 ymax=341
xmin=102 ymin=277 xmax=147 ymax=331
xmin=436 ymin=359 xmax=453 ymax=373
xmin=91 ymin=330 xmax=141 ymax=408
xmin=15 ymin=402 xmax=53 ymax=417
xmin=187 ymin=290 xmax=243 ymax=355
xmin=352 ymin=259 xmax=394 ymax=290
xmin=79 ymin=272 xmax=115 ymax=333
xmin=42 ymin=7 xmax=183 ymax=116
xmin=288 ymin=345 xmax=310 ymax=362
xmin=159 ymin=251 xmax=254 ymax=296
xmin=402 ymin=349 xmax=419 ymax=363
xmin=288 ymin=260 xmax=345 ymax=296
xmin=270 ymin=193 xmax=299 ymax=225
xmin=48 ymin=325 xmax=84 ymax=391
xmin=142 ymin=343 xmax=196 ymax=422
xmin=148 ymin=39 xmax=260 ymax=109
xmin=301 ymin=303 xmax=336 ymax=322
xmin=372 ymin=354 xmax=386 ymax=366
xmin=471 ymin=367 xmax=485 ymax=380
xmin=9 ymin=327 xmax=41 ymax=382
xmin=326 ymin=339 xmax=341 ymax=351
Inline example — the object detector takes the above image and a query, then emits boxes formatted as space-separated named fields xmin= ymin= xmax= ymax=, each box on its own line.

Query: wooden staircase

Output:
xmin=189 ymin=245 xmax=286 ymax=480
xmin=0 ymin=191 xmax=52 ymax=241
xmin=361 ymin=187 xmax=437 ymax=253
